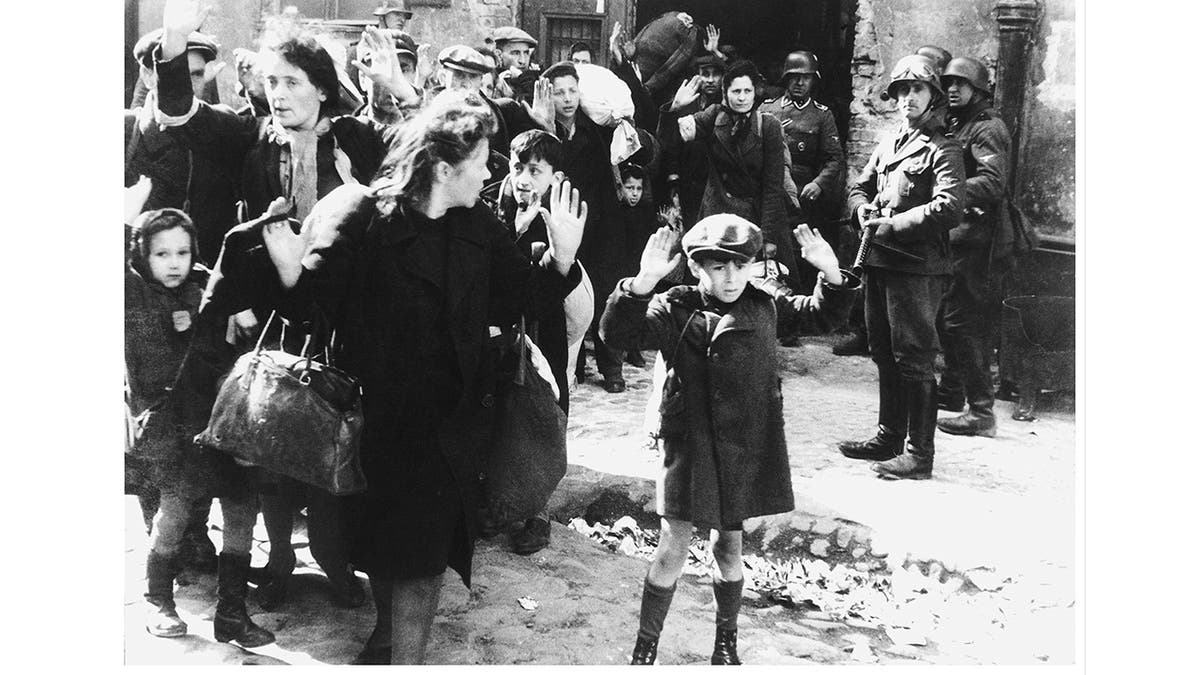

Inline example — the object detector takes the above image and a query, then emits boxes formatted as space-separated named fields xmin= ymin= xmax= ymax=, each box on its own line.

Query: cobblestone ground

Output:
xmin=124 ymin=335 xmax=1076 ymax=665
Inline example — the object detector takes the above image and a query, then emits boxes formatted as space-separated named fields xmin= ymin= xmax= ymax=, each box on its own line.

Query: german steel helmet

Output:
xmin=941 ymin=56 xmax=991 ymax=95
xmin=886 ymin=54 xmax=944 ymax=99
xmin=779 ymin=50 xmax=821 ymax=83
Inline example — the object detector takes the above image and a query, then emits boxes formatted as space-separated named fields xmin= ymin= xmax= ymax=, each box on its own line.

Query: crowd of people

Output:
xmin=125 ymin=0 xmax=1020 ymax=665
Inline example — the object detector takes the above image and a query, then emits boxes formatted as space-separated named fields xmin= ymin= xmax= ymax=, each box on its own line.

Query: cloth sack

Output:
xmin=485 ymin=318 xmax=568 ymax=527
xmin=195 ymin=311 xmax=367 ymax=495
xmin=575 ymin=63 xmax=642 ymax=165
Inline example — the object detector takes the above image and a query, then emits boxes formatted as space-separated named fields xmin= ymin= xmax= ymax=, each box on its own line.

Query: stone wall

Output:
xmin=135 ymin=0 xmax=517 ymax=110
xmin=847 ymin=0 xmax=1075 ymax=237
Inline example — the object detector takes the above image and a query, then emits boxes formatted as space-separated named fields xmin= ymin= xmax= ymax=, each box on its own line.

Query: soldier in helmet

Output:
xmin=761 ymin=51 xmax=845 ymax=292
xmin=836 ymin=54 xmax=965 ymax=480
xmin=915 ymin=45 xmax=952 ymax=73
xmin=373 ymin=0 xmax=413 ymax=30
xmin=934 ymin=56 xmax=1014 ymax=437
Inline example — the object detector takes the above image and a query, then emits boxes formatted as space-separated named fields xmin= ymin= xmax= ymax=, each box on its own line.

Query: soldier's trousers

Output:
xmin=937 ymin=250 xmax=1014 ymax=409
xmin=864 ymin=267 xmax=948 ymax=383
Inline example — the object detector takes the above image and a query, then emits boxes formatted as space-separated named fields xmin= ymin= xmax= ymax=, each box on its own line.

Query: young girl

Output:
xmin=600 ymin=215 xmax=857 ymax=664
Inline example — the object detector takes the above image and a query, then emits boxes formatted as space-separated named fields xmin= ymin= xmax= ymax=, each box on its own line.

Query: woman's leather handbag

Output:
xmin=484 ymin=317 xmax=568 ymax=527
xmin=195 ymin=311 xmax=367 ymax=495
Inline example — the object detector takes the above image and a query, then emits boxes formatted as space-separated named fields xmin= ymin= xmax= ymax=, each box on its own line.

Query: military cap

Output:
xmin=492 ymin=26 xmax=538 ymax=47
xmin=133 ymin=28 xmax=219 ymax=67
xmin=373 ymin=0 xmax=413 ymax=18
xmin=682 ymin=214 xmax=763 ymax=262
xmin=438 ymin=45 xmax=492 ymax=75
xmin=691 ymin=53 xmax=727 ymax=72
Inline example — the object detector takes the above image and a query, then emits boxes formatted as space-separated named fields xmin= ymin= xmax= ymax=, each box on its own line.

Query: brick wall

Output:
xmin=844 ymin=0 xmax=1074 ymax=237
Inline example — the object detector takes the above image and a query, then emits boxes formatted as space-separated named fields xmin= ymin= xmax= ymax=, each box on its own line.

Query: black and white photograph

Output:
xmin=108 ymin=0 xmax=1091 ymax=667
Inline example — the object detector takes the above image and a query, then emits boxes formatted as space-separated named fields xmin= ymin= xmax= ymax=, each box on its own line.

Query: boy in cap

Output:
xmin=600 ymin=215 xmax=857 ymax=665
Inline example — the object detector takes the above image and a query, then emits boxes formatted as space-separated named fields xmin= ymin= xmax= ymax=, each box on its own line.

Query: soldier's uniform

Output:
xmin=935 ymin=57 xmax=1015 ymax=436
xmin=838 ymin=54 xmax=965 ymax=481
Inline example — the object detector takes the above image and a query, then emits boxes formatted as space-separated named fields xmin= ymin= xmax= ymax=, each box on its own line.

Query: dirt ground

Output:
xmin=124 ymin=333 xmax=1077 ymax=665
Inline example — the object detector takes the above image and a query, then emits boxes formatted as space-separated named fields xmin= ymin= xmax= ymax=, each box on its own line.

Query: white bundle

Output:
xmin=575 ymin=63 xmax=642 ymax=165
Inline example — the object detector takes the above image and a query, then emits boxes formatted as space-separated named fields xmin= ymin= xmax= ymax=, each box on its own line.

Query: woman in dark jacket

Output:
xmin=260 ymin=97 xmax=586 ymax=664
xmin=152 ymin=1 xmax=411 ymax=610
xmin=665 ymin=59 xmax=801 ymax=285
xmin=836 ymin=55 xmax=965 ymax=480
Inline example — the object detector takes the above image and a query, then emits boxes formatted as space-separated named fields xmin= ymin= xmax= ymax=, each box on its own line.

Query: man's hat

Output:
xmin=492 ymin=26 xmax=538 ymax=48
xmin=682 ymin=214 xmax=763 ymax=262
xmin=357 ymin=30 xmax=417 ymax=65
xmin=133 ymin=28 xmax=219 ymax=67
xmin=373 ymin=0 xmax=412 ymax=19
xmin=438 ymin=45 xmax=492 ymax=75
xmin=691 ymin=53 xmax=726 ymax=72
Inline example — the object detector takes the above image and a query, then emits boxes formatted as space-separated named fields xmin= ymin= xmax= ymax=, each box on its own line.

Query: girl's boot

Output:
xmin=710 ymin=577 xmax=744 ymax=665
xmin=145 ymin=550 xmax=187 ymax=637
xmin=630 ymin=577 xmax=677 ymax=665
xmin=214 ymin=552 xmax=275 ymax=647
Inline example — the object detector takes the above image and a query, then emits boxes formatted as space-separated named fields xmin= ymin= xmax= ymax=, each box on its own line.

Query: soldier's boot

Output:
xmin=938 ymin=334 xmax=997 ymax=437
xmin=874 ymin=379 xmax=936 ymax=480
xmin=145 ymin=550 xmax=188 ymax=638
xmin=839 ymin=367 xmax=907 ymax=460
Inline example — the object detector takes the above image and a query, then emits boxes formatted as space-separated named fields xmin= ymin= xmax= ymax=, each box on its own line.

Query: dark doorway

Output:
xmin=633 ymin=0 xmax=857 ymax=142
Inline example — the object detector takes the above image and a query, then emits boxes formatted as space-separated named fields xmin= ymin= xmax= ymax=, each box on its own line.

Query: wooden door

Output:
xmin=518 ymin=0 xmax=636 ymax=68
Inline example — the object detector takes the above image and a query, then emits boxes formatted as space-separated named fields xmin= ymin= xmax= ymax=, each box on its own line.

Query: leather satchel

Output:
xmin=195 ymin=311 xmax=367 ymax=495
xmin=485 ymin=317 xmax=568 ymax=527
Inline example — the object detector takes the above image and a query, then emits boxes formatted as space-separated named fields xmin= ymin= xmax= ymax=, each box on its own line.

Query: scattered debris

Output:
xmin=517 ymin=596 xmax=539 ymax=611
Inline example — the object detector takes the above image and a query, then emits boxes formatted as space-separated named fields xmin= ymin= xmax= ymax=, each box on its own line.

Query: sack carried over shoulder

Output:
xmin=484 ymin=317 xmax=568 ymax=527
xmin=195 ymin=310 xmax=367 ymax=495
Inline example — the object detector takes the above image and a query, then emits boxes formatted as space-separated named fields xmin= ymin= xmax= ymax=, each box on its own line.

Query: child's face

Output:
xmin=508 ymin=155 xmax=560 ymax=207
xmin=146 ymin=227 xmax=193 ymax=289
xmin=688 ymin=256 xmax=754 ymax=304
xmin=620 ymin=176 xmax=644 ymax=206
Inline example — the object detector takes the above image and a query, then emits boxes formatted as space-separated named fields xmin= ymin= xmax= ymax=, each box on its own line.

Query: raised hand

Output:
xmin=540 ymin=179 xmax=586 ymax=274
xmin=610 ymin=22 xmax=625 ymax=65
xmin=794 ymin=224 xmax=843 ymax=285
xmin=525 ymin=77 xmax=555 ymax=131
xmin=415 ymin=43 xmax=433 ymax=85
xmin=125 ymin=176 xmax=153 ymax=225
xmin=632 ymin=226 xmax=682 ymax=294
xmin=513 ymin=190 xmax=543 ymax=237
xmin=352 ymin=27 xmax=419 ymax=105
xmin=162 ymin=0 xmax=210 ymax=60
xmin=261 ymin=197 xmax=306 ymax=289
xmin=671 ymin=75 xmax=701 ymax=112
xmin=704 ymin=24 xmax=721 ymax=54
xmin=656 ymin=204 xmax=682 ymax=231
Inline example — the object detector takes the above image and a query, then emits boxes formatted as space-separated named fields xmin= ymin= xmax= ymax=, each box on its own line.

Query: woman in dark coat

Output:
xmin=665 ymin=59 xmax=801 ymax=285
xmin=152 ymin=1 xmax=411 ymax=610
xmin=261 ymin=97 xmax=586 ymax=664
xmin=836 ymin=54 xmax=965 ymax=480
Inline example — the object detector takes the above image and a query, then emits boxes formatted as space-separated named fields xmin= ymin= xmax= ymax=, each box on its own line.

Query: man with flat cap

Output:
xmin=353 ymin=29 xmax=423 ymax=124
xmin=436 ymin=45 xmax=553 ymax=183
xmin=493 ymin=26 xmax=541 ymax=104
xmin=762 ymin=50 xmax=845 ymax=294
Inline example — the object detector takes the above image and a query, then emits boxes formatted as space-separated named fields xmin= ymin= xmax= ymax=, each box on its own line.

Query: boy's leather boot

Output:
xmin=711 ymin=628 xmax=741 ymax=665
xmin=214 ymin=552 xmax=275 ymax=648
xmin=145 ymin=550 xmax=187 ymax=637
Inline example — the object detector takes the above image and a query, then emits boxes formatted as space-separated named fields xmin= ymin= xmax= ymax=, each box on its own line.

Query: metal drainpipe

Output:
xmin=993 ymin=0 xmax=1043 ymax=191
